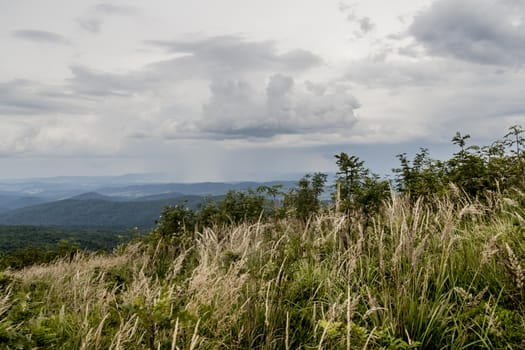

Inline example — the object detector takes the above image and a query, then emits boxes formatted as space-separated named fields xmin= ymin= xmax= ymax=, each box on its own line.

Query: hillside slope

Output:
xmin=0 ymin=194 xmax=49 ymax=212
xmin=0 ymin=195 xmax=207 ymax=228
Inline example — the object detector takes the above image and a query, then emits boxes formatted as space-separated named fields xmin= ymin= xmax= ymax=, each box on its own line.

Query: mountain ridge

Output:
xmin=0 ymin=195 xmax=210 ymax=228
xmin=0 ymin=180 xmax=298 ymax=227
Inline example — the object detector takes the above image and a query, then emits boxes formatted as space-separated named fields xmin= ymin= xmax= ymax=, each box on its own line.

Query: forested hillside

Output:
xmin=0 ymin=195 xmax=207 ymax=228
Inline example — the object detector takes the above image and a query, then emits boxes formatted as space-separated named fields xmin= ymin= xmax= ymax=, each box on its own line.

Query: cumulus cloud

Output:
xmin=410 ymin=0 xmax=525 ymax=65
xmin=191 ymin=74 xmax=359 ymax=139
xmin=266 ymin=74 xmax=294 ymax=120
xmin=12 ymin=30 xmax=71 ymax=45
xmin=199 ymin=79 xmax=263 ymax=137
xmin=0 ymin=34 xmax=353 ymax=157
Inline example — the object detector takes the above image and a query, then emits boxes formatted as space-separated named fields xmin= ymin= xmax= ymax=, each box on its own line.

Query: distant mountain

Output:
xmin=0 ymin=183 xmax=99 ymax=201
xmin=0 ymin=195 xmax=209 ymax=228
xmin=70 ymin=192 xmax=123 ymax=201
xmin=0 ymin=194 xmax=49 ymax=211
xmin=97 ymin=181 xmax=297 ymax=198
xmin=0 ymin=173 xmax=169 ymax=185
xmin=0 ymin=179 xmax=300 ymax=221
xmin=0 ymin=178 xmax=298 ymax=203
xmin=133 ymin=192 xmax=187 ymax=201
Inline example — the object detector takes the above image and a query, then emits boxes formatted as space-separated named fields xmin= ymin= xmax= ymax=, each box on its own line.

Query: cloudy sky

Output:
xmin=1 ymin=0 xmax=524 ymax=181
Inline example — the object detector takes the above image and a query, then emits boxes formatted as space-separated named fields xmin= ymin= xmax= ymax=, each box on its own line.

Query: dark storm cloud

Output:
xmin=12 ymin=30 xmax=71 ymax=45
xmin=146 ymin=35 xmax=322 ymax=72
xmin=410 ymin=0 xmax=525 ymax=66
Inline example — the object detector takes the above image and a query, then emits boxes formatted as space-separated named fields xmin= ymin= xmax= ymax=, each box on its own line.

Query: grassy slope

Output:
xmin=0 ymin=193 xmax=524 ymax=349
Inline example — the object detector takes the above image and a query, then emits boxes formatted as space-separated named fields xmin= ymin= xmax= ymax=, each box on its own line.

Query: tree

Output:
xmin=393 ymin=148 xmax=447 ymax=199
xmin=358 ymin=174 xmax=390 ymax=227
xmin=451 ymin=132 xmax=471 ymax=163
xmin=154 ymin=205 xmax=196 ymax=246
xmin=197 ymin=190 xmax=268 ymax=226
xmin=504 ymin=125 xmax=525 ymax=186
xmin=256 ymin=184 xmax=284 ymax=216
xmin=334 ymin=153 xmax=366 ymax=213
xmin=335 ymin=152 xmax=389 ymax=226
xmin=284 ymin=173 xmax=327 ymax=221
xmin=217 ymin=189 xmax=268 ymax=224
xmin=447 ymin=131 xmax=489 ymax=197
xmin=505 ymin=125 xmax=524 ymax=160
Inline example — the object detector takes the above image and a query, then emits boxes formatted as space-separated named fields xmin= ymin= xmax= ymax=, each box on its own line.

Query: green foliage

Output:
xmin=0 ymin=240 xmax=81 ymax=269
xmin=210 ymin=189 xmax=268 ymax=225
xmin=334 ymin=153 xmax=390 ymax=225
xmin=394 ymin=125 xmax=525 ymax=201
xmin=393 ymin=148 xmax=447 ymax=198
xmin=0 ymin=224 xmax=144 ymax=270
xmin=0 ymin=225 xmax=142 ymax=252
xmin=335 ymin=152 xmax=366 ymax=209
xmin=283 ymin=172 xmax=328 ymax=221
xmin=154 ymin=204 xmax=195 ymax=241
xmin=0 ymin=197 xmax=205 ymax=228
xmin=158 ymin=190 xmax=270 ymax=232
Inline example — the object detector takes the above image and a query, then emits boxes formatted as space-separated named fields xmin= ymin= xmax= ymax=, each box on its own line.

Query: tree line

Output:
xmin=154 ymin=125 xmax=524 ymax=243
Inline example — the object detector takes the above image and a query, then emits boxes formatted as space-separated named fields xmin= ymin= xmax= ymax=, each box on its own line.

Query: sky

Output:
xmin=1 ymin=0 xmax=524 ymax=181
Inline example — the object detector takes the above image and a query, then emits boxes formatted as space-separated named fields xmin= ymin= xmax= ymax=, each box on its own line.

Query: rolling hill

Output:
xmin=0 ymin=195 xmax=209 ymax=228
xmin=96 ymin=181 xmax=296 ymax=198
xmin=0 ymin=194 xmax=49 ymax=212
xmin=0 ymin=180 xmax=298 ymax=227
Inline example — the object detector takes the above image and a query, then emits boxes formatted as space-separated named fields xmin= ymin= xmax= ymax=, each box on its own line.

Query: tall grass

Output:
xmin=0 ymin=191 xmax=524 ymax=349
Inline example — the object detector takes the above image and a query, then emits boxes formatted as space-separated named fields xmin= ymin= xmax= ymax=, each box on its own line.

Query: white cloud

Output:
xmin=0 ymin=115 xmax=120 ymax=157
xmin=188 ymin=75 xmax=359 ymax=139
